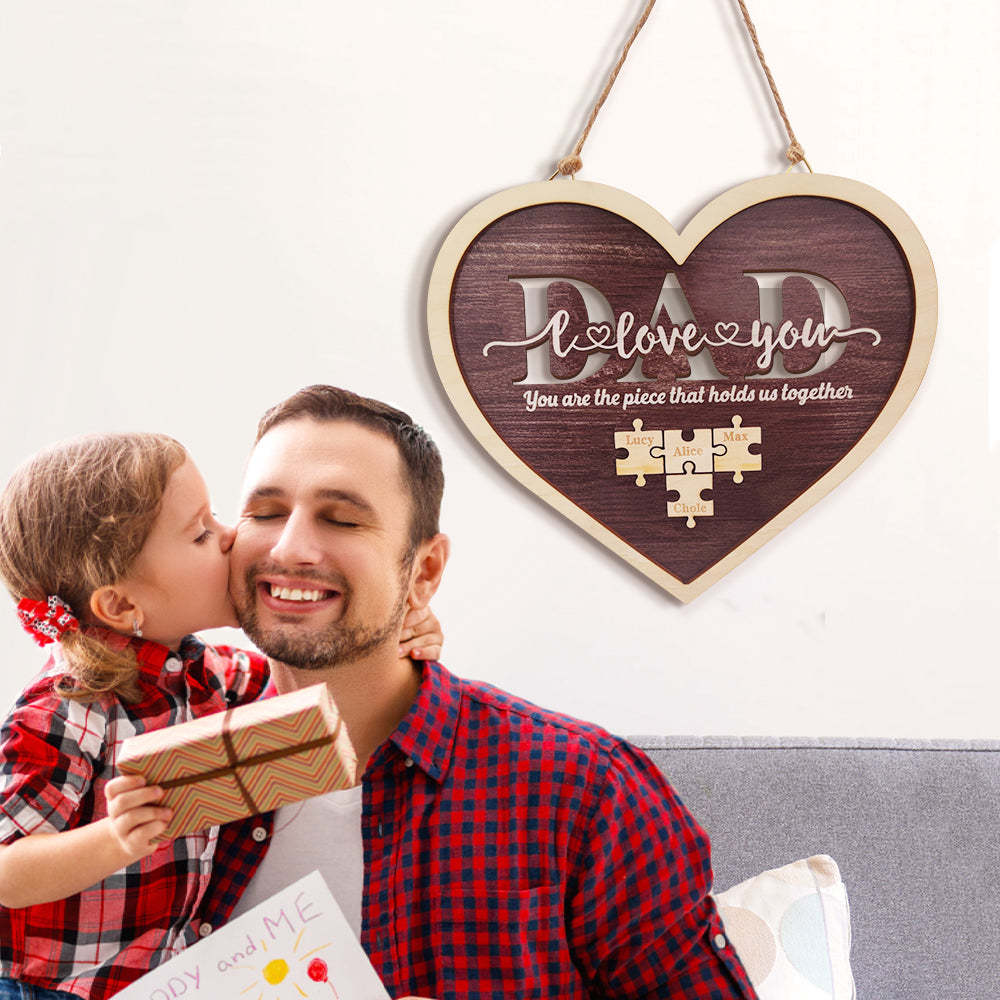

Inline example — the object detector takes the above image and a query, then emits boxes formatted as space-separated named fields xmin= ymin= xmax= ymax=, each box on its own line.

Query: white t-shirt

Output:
xmin=229 ymin=785 xmax=365 ymax=938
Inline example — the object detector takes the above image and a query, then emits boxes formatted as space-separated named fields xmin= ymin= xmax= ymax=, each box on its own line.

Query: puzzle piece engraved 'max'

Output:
xmin=713 ymin=415 xmax=762 ymax=483
xmin=614 ymin=418 xmax=664 ymax=486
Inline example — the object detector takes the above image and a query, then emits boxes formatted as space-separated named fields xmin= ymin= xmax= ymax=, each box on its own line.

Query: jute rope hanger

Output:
xmin=550 ymin=0 xmax=810 ymax=179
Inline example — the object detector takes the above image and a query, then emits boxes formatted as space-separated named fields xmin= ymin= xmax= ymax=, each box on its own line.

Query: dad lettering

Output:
xmin=483 ymin=271 xmax=879 ymax=385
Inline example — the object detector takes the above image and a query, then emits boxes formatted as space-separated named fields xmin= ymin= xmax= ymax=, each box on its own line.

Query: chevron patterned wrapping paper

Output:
xmin=117 ymin=684 xmax=357 ymax=840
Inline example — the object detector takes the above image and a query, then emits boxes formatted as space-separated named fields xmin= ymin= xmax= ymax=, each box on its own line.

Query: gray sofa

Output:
xmin=634 ymin=737 xmax=1000 ymax=1000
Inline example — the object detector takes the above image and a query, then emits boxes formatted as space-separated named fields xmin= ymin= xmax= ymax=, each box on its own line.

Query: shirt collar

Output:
xmin=386 ymin=660 xmax=461 ymax=783
xmin=80 ymin=624 xmax=205 ymax=683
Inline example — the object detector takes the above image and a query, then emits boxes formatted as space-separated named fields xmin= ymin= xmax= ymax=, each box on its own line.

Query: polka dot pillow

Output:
xmin=714 ymin=855 xmax=855 ymax=1000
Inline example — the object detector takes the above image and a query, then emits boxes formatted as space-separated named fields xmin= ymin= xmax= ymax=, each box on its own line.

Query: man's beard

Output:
xmin=234 ymin=560 xmax=412 ymax=670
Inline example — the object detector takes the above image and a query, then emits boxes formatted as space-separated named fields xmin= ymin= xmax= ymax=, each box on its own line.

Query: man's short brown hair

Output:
xmin=255 ymin=385 xmax=444 ymax=550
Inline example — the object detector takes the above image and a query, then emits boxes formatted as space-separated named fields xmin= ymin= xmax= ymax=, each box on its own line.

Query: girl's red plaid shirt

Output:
xmin=0 ymin=631 xmax=268 ymax=999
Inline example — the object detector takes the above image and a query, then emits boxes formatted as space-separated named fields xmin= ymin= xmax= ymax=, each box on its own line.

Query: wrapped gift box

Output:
xmin=117 ymin=683 xmax=357 ymax=840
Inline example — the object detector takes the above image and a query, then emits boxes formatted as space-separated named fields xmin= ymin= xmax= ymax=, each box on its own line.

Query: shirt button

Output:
xmin=713 ymin=933 xmax=727 ymax=950
xmin=199 ymin=923 xmax=212 ymax=938
xmin=251 ymin=826 xmax=267 ymax=842
xmin=164 ymin=657 xmax=183 ymax=673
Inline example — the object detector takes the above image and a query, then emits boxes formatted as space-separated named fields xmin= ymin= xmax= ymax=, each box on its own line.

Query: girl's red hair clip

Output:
xmin=16 ymin=596 xmax=80 ymax=647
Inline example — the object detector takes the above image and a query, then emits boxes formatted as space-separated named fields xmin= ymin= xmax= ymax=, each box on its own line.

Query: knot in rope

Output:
xmin=557 ymin=154 xmax=583 ymax=177
xmin=785 ymin=139 xmax=805 ymax=165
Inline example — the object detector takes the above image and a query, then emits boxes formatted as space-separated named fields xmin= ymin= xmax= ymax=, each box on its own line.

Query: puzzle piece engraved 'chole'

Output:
xmin=666 ymin=468 xmax=714 ymax=528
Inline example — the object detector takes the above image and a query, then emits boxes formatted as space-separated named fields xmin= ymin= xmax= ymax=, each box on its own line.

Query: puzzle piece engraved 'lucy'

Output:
xmin=614 ymin=418 xmax=664 ymax=487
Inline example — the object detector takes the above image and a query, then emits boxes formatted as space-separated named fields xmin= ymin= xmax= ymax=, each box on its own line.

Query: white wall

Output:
xmin=0 ymin=1 xmax=996 ymax=738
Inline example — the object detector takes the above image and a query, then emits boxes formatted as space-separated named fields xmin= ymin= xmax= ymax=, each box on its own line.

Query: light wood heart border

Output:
xmin=426 ymin=174 xmax=937 ymax=602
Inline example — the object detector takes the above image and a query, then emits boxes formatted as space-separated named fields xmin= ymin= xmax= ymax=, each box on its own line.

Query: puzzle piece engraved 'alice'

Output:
xmin=614 ymin=415 xmax=762 ymax=527
xmin=662 ymin=428 xmax=721 ymax=474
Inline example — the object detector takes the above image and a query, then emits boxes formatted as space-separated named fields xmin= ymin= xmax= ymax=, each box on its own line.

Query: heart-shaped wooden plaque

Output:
xmin=427 ymin=175 xmax=936 ymax=601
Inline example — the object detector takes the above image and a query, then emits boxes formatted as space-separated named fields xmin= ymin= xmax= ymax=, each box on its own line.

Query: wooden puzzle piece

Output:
xmin=614 ymin=418 xmax=664 ymax=486
xmin=661 ymin=427 xmax=724 ymax=474
xmin=712 ymin=414 xmax=762 ymax=483
xmin=666 ymin=465 xmax=714 ymax=528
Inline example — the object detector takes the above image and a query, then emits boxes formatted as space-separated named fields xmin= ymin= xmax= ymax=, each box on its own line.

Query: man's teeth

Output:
xmin=269 ymin=584 xmax=328 ymax=602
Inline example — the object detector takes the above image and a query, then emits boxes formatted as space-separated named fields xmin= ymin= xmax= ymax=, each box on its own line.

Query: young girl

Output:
xmin=0 ymin=432 xmax=441 ymax=1000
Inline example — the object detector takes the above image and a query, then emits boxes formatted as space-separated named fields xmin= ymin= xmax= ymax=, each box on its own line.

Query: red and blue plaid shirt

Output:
xmin=197 ymin=660 xmax=757 ymax=999
xmin=0 ymin=629 xmax=269 ymax=999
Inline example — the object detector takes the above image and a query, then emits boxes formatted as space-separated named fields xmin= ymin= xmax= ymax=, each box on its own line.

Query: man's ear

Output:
xmin=89 ymin=585 xmax=143 ymax=635
xmin=407 ymin=534 xmax=450 ymax=610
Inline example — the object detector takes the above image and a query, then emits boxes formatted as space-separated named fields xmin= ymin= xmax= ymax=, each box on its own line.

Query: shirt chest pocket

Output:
xmin=431 ymin=881 xmax=578 ymax=999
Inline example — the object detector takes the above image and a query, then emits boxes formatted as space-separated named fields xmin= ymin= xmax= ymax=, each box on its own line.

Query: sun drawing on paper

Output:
xmin=233 ymin=927 xmax=340 ymax=999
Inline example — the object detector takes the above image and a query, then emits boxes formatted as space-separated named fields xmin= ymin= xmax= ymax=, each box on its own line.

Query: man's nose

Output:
xmin=217 ymin=523 xmax=237 ymax=554
xmin=269 ymin=510 xmax=323 ymax=566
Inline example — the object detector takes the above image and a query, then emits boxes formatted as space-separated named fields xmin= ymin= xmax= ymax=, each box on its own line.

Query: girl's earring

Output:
xmin=132 ymin=619 xmax=143 ymax=638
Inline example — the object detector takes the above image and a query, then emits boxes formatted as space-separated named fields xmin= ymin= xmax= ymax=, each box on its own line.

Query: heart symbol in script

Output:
xmin=586 ymin=322 xmax=614 ymax=342
xmin=427 ymin=176 xmax=935 ymax=601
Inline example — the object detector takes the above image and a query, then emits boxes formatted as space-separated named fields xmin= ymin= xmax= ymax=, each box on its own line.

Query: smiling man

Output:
xmin=235 ymin=423 xmax=430 ymax=668
xmin=197 ymin=385 xmax=757 ymax=1000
